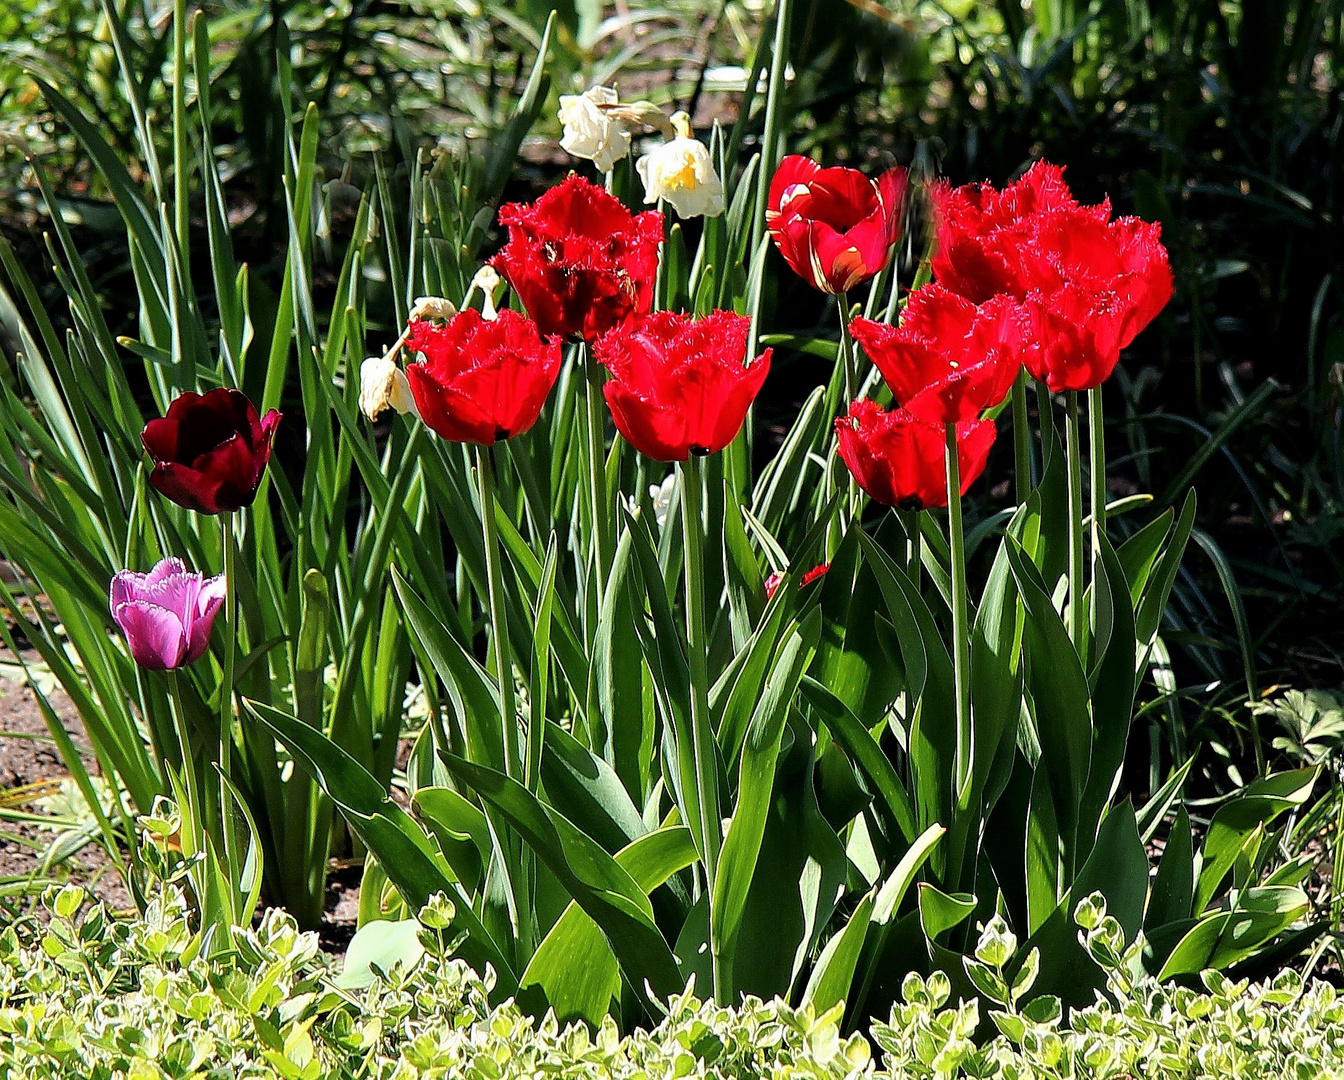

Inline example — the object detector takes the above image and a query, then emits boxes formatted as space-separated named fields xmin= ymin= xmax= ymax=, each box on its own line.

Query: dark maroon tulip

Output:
xmin=141 ymin=388 xmax=281 ymax=514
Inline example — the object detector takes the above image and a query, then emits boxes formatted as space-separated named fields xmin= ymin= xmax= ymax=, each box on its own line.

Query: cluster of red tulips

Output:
xmin=395 ymin=156 xmax=1171 ymax=507
xmin=406 ymin=174 xmax=771 ymax=462
xmin=769 ymin=156 xmax=1174 ymax=511
xmin=125 ymin=156 xmax=1174 ymax=647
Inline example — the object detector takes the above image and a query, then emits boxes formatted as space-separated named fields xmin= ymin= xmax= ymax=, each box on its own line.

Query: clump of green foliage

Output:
xmin=4 ymin=881 xmax=1344 ymax=1079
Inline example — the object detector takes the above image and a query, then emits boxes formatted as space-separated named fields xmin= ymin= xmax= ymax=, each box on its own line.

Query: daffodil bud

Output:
xmin=359 ymin=355 xmax=419 ymax=421
xmin=468 ymin=265 xmax=503 ymax=320
xmin=558 ymin=86 xmax=632 ymax=172
xmin=635 ymin=112 xmax=725 ymax=219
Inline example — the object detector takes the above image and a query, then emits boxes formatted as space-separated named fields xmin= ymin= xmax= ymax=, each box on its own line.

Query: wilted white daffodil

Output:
xmin=359 ymin=354 xmax=419 ymax=421
xmin=636 ymin=111 xmax=725 ymax=219
xmin=409 ymin=295 xmax=457 ymax=322
xmin=558 ymin=86 xmax=632 ymax=173
xmin=358 ymin=295 xmax=458 ymax=421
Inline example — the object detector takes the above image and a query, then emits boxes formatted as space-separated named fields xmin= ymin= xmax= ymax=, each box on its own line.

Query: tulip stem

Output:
xmin=1088 ymin=385 xmax=1106 ymax=634
xmin=836 ymin=292 xmax=863 ymax=522
xmin=476 ymin=445 xmax=520 ymax=777
xmin=476 ymin=443 xmax=532 ymax=955
xmin=751 ymin=0 xmax=794 ymax=256
xmin=583 ymin=345 xmax=612 ymax=609
xmin=944 ymin=424 xmax=972 ymax=806
xmin=169 ymin=668 xmax=232 ymax=941
xmin=837 ymin=291 xmax=855 ymax=406
xmin=1066 ymin=392 xmax=1086 ymax=654
xmin=167 ymin=670 xmax=203 ymax=848
xmin=219 ymin=511 xmax=238 ymax=888
xmin=1011 ymin=371 xmax=1032 ymax=503
xmin=679 ymin=454 xmax=723 ymax=1002
xmin=1034 ymin=377 xmax=1057 ymax=474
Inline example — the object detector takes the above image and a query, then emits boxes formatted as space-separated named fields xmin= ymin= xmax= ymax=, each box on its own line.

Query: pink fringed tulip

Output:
xmin=109 ymin=558 xmax=226 ymax=671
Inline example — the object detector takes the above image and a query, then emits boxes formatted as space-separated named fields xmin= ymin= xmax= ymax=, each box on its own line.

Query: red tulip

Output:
xmin=492 ymin=174 xmax=664 ymax=342
xmin=1020 ymin=286 xmax=1138 ymax=393
xmin=404 ymin=309 xmax=562 ymax=445
xmin=593 ymin=310 xmax=771 ymax=462
xmin=142 ymin=388 xmax=280 ymax=514
xmin=835 ymin=399 xmax=995 ymax=510
xmin=766 ymin=155 xmax=907 ymax=294
xmin=930 ymin=161 xmax=1090 ymax=303
xmin=932 ymin=161 xmax=1173 ymax=391
xmin=849 ymin=286 xmax=1027 ymax=424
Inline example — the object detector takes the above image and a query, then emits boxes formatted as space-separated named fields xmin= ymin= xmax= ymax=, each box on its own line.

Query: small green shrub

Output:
xmin=4 ymin=882 xmax=1344 ymax=1079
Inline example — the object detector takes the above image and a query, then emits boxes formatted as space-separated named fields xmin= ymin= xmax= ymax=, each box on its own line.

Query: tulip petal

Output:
xmin=113 ymin=600 xmax=187 ymax=671
xmin=149 ymin=462 xmax=227 ymax=515
xmin=185 ymin=574 xmax=227 ymax=665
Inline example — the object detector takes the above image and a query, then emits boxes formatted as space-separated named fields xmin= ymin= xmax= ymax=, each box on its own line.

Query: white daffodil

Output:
xmin=359 ymin=355 xmax=419 ymax=421
xmin=558 ymin=86 xmax=632 ymax=173
xmin=635 ymin=112 xmax=725 ymax=219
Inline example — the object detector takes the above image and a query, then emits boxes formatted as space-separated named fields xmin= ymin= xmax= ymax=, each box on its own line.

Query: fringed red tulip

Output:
xmin=766 ymin=155 xmax=907 ymax=294
xmin=594 ymin=310 xmax=771 ymax=462
xmin=930 ymin=161 xmax=1090 ymax=302
xmin=835 ymin=399 xmax=995 ymax=510
xmin=141 ymin=388 xmax=280 ymax=515
xmin=492 ymin=174 xmax=663 ymax=342
xmin=931 ymin=161 xmax=1173 ymax=391
xmin=404 ymin=309 xmax=563 ymax=445
xmin=850 ymin=286 xmax=1027 ymax=424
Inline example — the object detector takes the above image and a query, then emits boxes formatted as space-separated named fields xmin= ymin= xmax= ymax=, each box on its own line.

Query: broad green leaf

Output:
xmin=541 ymin=721 xmax=647 ymax=855
xmin=1146 ymin=805 xmax=1194 ymax=933
xmin=413 ymin=786 xmax=490 ymax=894
xmin=855 ymin=527 xmax=956 ymax=836
xmin=519 ymin=825 xmax=697 ymax=1026
xmin=592 ymin=526 xmax=649 ymax=798
xmin=802 ymin=888 xmax=876 ymax=1015
xmin=799 ymin=677 xmax=916 ymax=843
xmin=917 ymin=884 xmax=976 ymax=944
xmin=969 ymin=532 xmax=1024 ymax=810
xmin=336 ymin=919 xmax=425 ymax=990
xmin=392 ymin=567 xmax=504 ymax=772
xmin=1116 ymin=509 xmax=1173 ymax=607
xmin=1158 ymin=886 xmax=1310 ymax=979
xmin=1194 ymin=767 xmax=1319 ymax=912
xmin=713 ymin=621 xmax=818 ymax=976
xmin=1021 ymin=803 xmax=1147 ymax=1008
xmin=1078 ymin=532 xmax=1136 ymax=852
xmin=1006 ymin=538 xmax=1091 ymax=865
xmin=245 ymin=699 xmax=516 ymax=991
xmin=1135 ymin=491 xmax=1196 ymax=650
xmin=438 ymin=752 xmax=683 ymax=1002
xmin=847 ymin=823 xmax=945 ymax=1019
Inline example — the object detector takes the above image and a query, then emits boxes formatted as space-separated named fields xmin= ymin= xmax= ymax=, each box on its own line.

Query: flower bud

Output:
xmin=468 ymin=265 xmax=503 ymax=320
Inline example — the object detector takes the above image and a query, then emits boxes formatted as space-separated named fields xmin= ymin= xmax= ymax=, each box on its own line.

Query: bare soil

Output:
xmin=0 ymin=644 xmax=360 ymax=951
xmin=0 ymin=657 xmax=133 ymax=914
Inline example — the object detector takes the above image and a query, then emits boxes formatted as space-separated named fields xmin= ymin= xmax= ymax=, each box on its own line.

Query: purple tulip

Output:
xmin=109 ymin=558 xmax=226 ymax=671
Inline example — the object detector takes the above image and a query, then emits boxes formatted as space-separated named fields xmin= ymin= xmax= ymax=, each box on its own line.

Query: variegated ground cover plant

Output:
xmin=2 ymin=879 xmax=1343 ymax=1079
